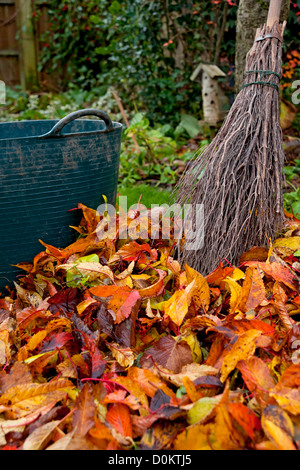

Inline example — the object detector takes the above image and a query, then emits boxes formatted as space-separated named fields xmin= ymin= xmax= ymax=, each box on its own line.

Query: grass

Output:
xmin=117 ymin=183 xmax=172 ymax=210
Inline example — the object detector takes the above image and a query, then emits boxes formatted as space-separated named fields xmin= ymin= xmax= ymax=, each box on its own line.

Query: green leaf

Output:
xmin=108 ymin=0 xmax=120 ymax=13
xmin=177 ymin=114 xmax=201 ymax=138
xmin=187 ymin=396 xmax=222 ymax=425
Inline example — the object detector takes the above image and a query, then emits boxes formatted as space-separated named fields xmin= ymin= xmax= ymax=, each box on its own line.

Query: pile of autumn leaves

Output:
xmin=0 ymin=203 xmax=300 ymax=450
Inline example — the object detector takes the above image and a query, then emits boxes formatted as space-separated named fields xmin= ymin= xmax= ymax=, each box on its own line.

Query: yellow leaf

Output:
xmin=0 ymin=379 xmax=74 ymax=418
xmin=164 ymin=279 xmax=197 ymax=326
xmin=181 ymin=333 xmax=202 ymax=363
xmin=273 ymin=236 xmax=300 ymax=252
xmin=220 ymin=329 xmax=262 ymax=382
xmin=185 ymin=264 xmax=210 ymax=311
xmin=262 ymin=406 xmax=296 ymax=450
xmin=108 ymin=342 xmax=136 ymax=368
xmin=270 ymin=386 xmax=300 ymax=415
xmin=224 ymin=278 xmax=242 ymax=313
xmin=231 ymin=268 xmax=245 ymax=281
xmin=26 ymin=330 xmax=48 ymax=352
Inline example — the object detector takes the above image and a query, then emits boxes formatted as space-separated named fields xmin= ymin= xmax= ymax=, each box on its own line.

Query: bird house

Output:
xmin=191 ymin=63 xmax=228 ymax=125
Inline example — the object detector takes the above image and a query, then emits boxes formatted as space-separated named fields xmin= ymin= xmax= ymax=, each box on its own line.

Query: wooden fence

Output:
xmin=0 ymin=0 xmax=50 ymax=90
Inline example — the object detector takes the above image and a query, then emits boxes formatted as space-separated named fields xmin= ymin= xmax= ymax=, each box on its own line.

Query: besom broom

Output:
xmin=175 ymin=0 xmax=287 ymax=275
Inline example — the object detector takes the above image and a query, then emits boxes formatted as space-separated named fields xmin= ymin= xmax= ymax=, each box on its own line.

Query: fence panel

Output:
xmin=0 ymin=0 xmax=20 ymax=87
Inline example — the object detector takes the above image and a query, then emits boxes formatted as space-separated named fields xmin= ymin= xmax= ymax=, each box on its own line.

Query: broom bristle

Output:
xmin=174 ymin=22 xmax=285 ymax=275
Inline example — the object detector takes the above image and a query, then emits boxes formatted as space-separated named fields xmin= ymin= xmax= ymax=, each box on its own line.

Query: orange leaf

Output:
xmin=109 ymin=241 xmax=157 ymax=265
xmin=90 ymin=286 xmax=141 ymax=324
xmin=237 ymin=356 xmax=275 ymax=404
xmin=106 ymin=403 xmax=132 ymax=438
xmin=220 ymin=329 xmax=262 ymax=382
xmin=127 ymin=367 xmax=175 ymax=398
xmin=182 ymin=376 xmax=201 ymax=402
xmin=243 ymin=261 xmax=298 ymax=291
xmin=227 ymin=403 xmax=262 ymax=439
xmin=214 ymin=404 xmax=245 ymax=450
xmin=138 ymin=269 xmax=166 ymax=299
xmin=206 ymin=263 xmax=234 ymax=286
xmin=240 ymin=267 xmax=267 ymax=312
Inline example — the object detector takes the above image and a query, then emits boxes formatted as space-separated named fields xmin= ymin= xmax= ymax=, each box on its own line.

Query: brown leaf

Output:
xmin=72 ymin=383 xmax=97 ymax=437
xmin=139 ymin=335 xmax=193 ymax=373
xmin=23 ymin=420 xmax=61 ymax=450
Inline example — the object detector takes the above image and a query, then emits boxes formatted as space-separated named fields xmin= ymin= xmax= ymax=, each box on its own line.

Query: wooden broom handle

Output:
xmin=267 ymin=0 xmax=282 ymax=27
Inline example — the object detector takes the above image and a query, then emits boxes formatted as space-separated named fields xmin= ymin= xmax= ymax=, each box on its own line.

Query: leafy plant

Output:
xmin=119 ymin=112 xmax=184 ymax=187
xmin=283 ymin=188 xmax=300 ymax=218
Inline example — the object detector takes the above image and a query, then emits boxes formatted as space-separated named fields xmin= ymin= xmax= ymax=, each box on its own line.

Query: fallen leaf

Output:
xmin=106 ymin=403 xmax=132 ymax=438
xmin=261 ymin=405 xmax=296 ymax=450
xmin=227 ymin=403 xmax=262 ymax=440
xmin=240 ymin=267 xmax=267 ymax=312
xmin=185 ymin=264 xmax=210 ymax=311
xmin=163 ymin=279 xmax=197 ymax=326
xmin=220 ymin=329 xmax=262 ymax=382
xmin=23 ymin=420 xmax=61 ymax=450
xmin=139 ymin=335 xmax=193 ymax=373
xmin=72 ymin=383 xmax=97 ymax=437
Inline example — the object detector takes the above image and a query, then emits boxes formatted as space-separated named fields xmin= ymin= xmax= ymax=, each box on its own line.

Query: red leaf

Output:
xmin=40 ymin=332 xmax=73 ymax=353
xmin=48 ymin=288 xmax=80 ymax=314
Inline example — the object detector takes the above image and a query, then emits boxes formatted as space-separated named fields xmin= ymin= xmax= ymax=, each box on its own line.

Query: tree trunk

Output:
xmin=235 ymin=0 xmax=290 ymax=93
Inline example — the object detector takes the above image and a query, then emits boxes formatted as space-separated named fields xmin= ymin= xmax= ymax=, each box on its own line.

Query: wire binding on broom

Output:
xmin=241 ymin=69 xmax=281 ymax=92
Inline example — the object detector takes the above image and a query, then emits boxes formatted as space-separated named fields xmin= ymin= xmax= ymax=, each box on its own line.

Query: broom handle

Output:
xmin=267 ymin=0 xmax=282 ymax=27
